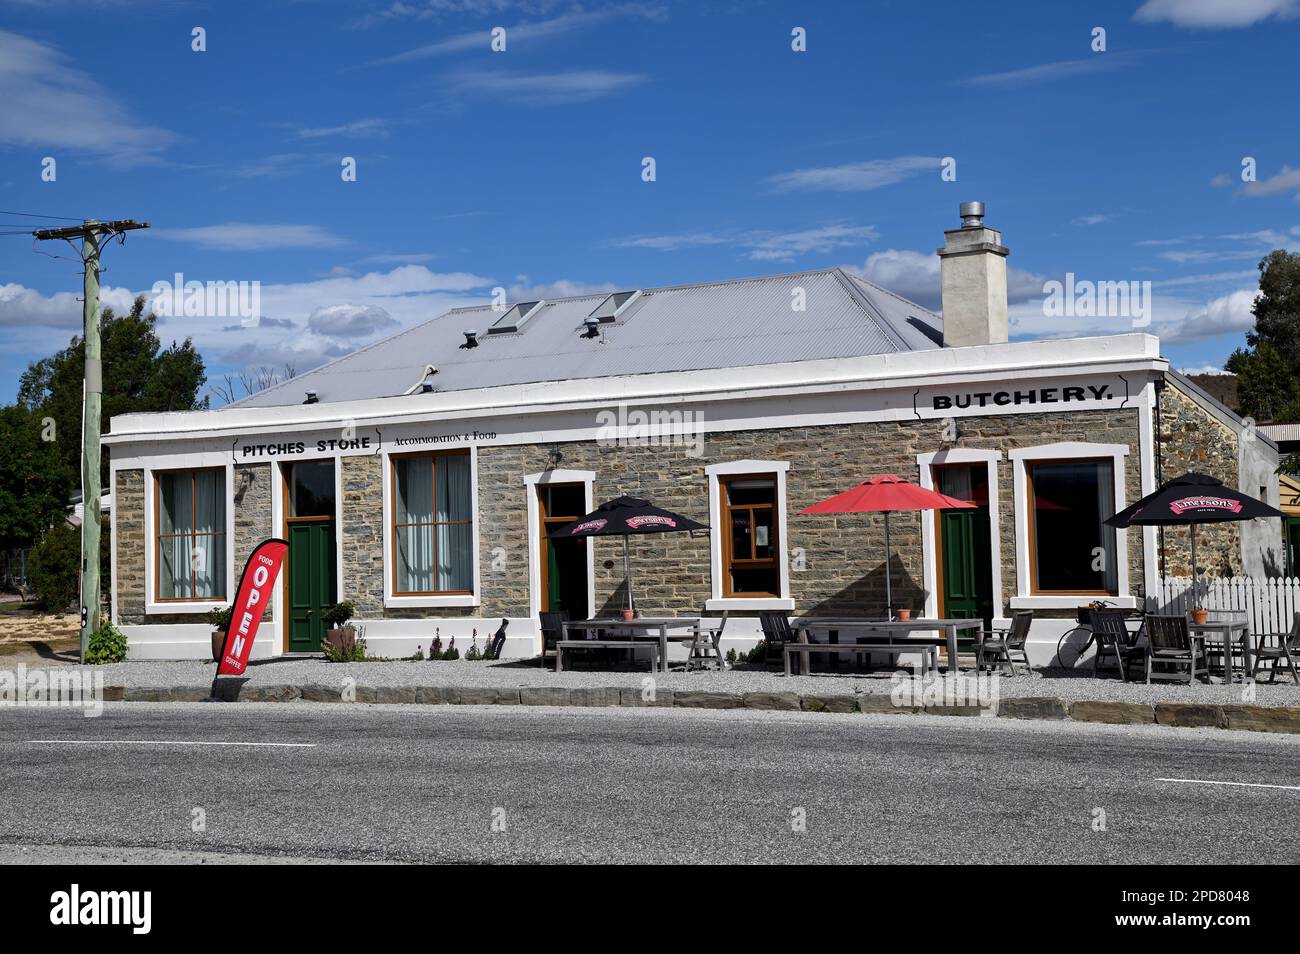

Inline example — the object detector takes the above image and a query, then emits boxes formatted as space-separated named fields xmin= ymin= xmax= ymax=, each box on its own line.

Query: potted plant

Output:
xmin=896 ymin=608 xmax=912 ymax=622
xmin=206 ymin=605 xmax=235 ymax=662
xmin=621 ymin=607 xmax=636 ymax=621
xmin=1191 ymin=606 xmax=1209 ymax=625
xmin=321 ymin=600 xmax=358 ymax=654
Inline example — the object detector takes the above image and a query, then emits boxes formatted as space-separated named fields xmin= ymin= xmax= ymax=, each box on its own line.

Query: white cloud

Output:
xmin=306 ymin=303 xmax=400 ymax=337
xmin=1135 ymin=0 xmax=1299 ymax=28
xmin=961 ymin=52 xmax=1145 ymax=88
xmin=151 ymin=223 xmax=348 ymax=251
xmin=1074 ymin=214 xmax=1110 ymax=226
xmin=1151 ymin=288 xmax=1259 ymax=342
xmin=449 ymin=69 xmax=647 ymax=104
xmin=1240 ymin=165 xmax=1300 ymax=201
xmin=0 ymin=29 xmax=176 ymax=164
xmin=617 ymin=225 xmax=877 ymax=262
xmin=767 ymin=157 xmax=940 ymax=193
xmin=1179 ymin=364 xmax=1232 ymax=375
xmin=506 ymin=277 xmax=617 ymax=300
xmin=0 ymin=281 xmax=135 ymax=330
xmin=296 ymin=118 xmax=390 ymax=139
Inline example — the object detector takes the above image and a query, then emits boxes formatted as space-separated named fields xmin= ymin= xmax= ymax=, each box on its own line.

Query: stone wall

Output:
xmin=114 ymin=404 xmax=1171 ymax=632
xmin=1157 ymin=383 xmax=1241 ymax=577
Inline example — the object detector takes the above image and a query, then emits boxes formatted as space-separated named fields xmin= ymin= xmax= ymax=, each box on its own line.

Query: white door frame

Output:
xmin=524 ymin=470 xmax=596 ymax=626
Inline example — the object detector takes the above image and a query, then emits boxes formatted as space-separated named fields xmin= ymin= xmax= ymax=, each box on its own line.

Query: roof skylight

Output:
xmin=487 ymin=300 xmax=542 ymax=334
xmin=587 ymin=290 xmax=640 ymax=323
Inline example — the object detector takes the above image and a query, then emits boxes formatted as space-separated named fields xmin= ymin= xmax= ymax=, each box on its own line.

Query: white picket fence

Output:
xmin=1148 ymin=577 xmax=1300 ymax=634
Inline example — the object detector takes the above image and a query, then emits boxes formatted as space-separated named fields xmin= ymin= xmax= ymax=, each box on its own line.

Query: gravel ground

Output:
xmin=65 ymin=657 xmax=1300 ymax=707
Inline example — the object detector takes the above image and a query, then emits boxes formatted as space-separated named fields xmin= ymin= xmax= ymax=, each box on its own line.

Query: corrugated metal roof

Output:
xmin=234 ymin=266 xmax=944 ymax=408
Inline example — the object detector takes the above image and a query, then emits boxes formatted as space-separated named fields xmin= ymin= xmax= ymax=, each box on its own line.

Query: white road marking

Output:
xmin=26 ymin=740 xmax=316 ymax=748
xmin=1156 ymin=777 xmax=1300 ymax=791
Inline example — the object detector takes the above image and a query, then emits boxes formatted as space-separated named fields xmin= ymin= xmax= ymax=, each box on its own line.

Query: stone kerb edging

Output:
xmin=101 ymin=685 xmax=1300 ymax=734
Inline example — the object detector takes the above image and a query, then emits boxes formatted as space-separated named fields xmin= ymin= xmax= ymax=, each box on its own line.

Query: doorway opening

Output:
xmin=932 ymin=463 xmax=995 ymax=628
xmin=282 ymin=459 xmax=337 ymax=653
xmin=538 ymin=482 xmax=589 ymax=619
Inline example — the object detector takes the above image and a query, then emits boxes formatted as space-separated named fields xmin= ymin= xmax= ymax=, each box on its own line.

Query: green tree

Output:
xmin=1226 ymin=250 xmax=1300 ymax=422
xmin=28 ymin=522 xmax=80 ymax=612
xmin=16 ymin=294 xmax=209 ymax=485
xmin=0 ymin=405 xmax=73 ymax=552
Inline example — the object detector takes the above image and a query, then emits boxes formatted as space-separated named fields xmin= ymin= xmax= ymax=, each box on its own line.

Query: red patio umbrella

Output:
xmin=799 ymin=474 xmax=976 ymax=619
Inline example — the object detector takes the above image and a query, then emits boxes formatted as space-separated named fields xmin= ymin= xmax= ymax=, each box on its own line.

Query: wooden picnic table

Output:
xmin=559 ymin=617 xmax=706 ymax=674
xmin=795 ymin=617 xmax=984 ymax=674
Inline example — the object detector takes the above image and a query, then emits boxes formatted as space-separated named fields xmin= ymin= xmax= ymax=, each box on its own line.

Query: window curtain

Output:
xmin=192 ymin=470 xmax=226 ymax=598
xmin=436 ymin=454 xmax=472 ymax=591
xmin=395 ymin=459 xmax=435 ymax=592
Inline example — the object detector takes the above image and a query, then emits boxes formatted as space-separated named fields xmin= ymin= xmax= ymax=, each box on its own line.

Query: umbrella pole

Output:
xmin=623 ymin=534 xmax=634 ymax=615
xmin=884 ymin=511 xmax=893 ymax=620
xmin=1190 ymin=523 xmax=1199 ymax=608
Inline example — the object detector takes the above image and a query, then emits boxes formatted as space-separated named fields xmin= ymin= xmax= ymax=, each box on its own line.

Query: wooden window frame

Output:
xmin=153 ymin=466 xmax=227 ymax=603
xmin=719 ymin=473 xmax=780 ymax=598
xmin=1025 ymin=456 xmax=1117 ymax=597
xmin=390 ymin=450 xmax=474 ymax=597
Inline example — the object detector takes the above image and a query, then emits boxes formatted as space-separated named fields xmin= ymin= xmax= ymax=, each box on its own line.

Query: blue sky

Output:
xmin=1 ymin=0 xmax=1298 ymax=404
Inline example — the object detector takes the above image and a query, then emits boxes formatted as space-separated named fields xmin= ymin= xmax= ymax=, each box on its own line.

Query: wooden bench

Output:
xmin=556 ymin=639 xmax=661 ymax=673
xmin=783 ymin=639 xmax=941 ymax=676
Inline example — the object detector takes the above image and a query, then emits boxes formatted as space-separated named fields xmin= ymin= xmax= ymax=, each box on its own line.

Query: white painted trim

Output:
xmin=380 ymin=446 xmax=482 ymax=609
xmin=524 ymin=469 xmax=596 ymax=623
xmin=704 ymin=597 xmax=794 ymax=611
xmin=1009 ymin=441 xmax=1131 ymax=603
xmin=917 ymin=448 xmax=1004 ymax=618
xmin=1011 ymin=595 xmax=1139 ymax=610
xmin=1137 ymin=380 xmax=1159 ymax=597
xmin=705 ymin=460 xmax=791 ymax=603
xmin=143 ymin=461 xmax=235 ymax=616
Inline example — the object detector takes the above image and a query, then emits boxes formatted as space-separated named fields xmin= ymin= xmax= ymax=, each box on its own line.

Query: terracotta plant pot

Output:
xmin=325 ymin=627 xmax=357 ymax=653
xmin=621 ymin=608 xmax=636 ymax=622
xmin=211 ymin=630 xmax=225 ymax=663
xmin=896 ymin=609 xmax=912 ymax=622
xmin=1191 ymin=609 xmax=1209 ymax=626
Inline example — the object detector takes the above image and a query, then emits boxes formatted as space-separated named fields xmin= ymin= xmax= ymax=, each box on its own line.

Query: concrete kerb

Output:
xmin=100 ymin=683 xmax=1300 ymax=734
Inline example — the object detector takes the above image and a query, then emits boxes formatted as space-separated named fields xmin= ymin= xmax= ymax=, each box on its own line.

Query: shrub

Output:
xmin=84 ymin=619 xmax=128 ymax=664
xmin=725 ymin=648 xmax=738 ymax=665
xmin=321 ymin=600 xmax=356 ymax=629
xmin=322 ymin=635 xmax=368 ymax=663
xmin=744 ymin=641 xmax=768 ymax=665
xmin=206 ymin=605 xmax=234 ymax=630
xmin=442 ymin=637 xmax=459 ymax=661
xmin=28 ymin=523 xmax=80 ymax=613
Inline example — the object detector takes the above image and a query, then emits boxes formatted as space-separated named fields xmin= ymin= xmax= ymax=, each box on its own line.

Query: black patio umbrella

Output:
xmin=548 ymin=495 xmax=707 ymax=615
xmin=1106 ymin=472 xmax=1282 ymax=602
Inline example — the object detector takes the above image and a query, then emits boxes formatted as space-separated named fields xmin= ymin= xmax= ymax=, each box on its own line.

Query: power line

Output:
xmin=0 ymin=209 xmax=87 ymax=221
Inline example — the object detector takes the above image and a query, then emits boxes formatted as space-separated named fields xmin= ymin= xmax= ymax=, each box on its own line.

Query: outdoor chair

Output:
xmin=977 ymin=610 xmax=1033 ymax=675
xmin=686 ymin=612 xmax=728 ymax=671
xmin=1091 ymin=608 xmax=1143 ymax=682
xmin=1143 ymin=613 xmax=1207 ymax=685
xmin=758 ymin=612 xmax=796 ymax=667
xmin=1251 ymin=612 xmax=1300 ymax=685
xmin=538 ymin=611 xmax=569 ymax=666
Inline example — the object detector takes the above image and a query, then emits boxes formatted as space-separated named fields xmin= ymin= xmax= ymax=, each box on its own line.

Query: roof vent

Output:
xmin=588 ymin=290 xmax=640 ymax=323
xmin=303 ymin=389 xmax=319 ymax=404
xmin=959 ymin=201 xmax=986 ymax=229
xmin=460 ymin=330 xmax=479 ymax=349
xmin=582 ymin=316 xmax=601 ymax=339
xmin=420 ymin=365 xmax=438 ymax=392
xmin=487 ymin=300 xmax=542 ymax=334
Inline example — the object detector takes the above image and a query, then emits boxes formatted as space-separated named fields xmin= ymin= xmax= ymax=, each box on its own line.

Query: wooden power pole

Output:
xmin=32 ymin=219 xmax=149 ymax=660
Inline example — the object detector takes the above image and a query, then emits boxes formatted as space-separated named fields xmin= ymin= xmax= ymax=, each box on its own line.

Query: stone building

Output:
xmin=106 ymin=205 xmax=1283 ymax=663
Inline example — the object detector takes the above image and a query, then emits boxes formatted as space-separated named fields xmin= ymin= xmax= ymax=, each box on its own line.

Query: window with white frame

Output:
xmin=1025 ymin=458 xmax=1119 ymax=595
xmin=155 ymin=469 xmax=226 ymax=601
xmin=391 ymin=452 xmax=473 ymax=594
xmin=705 ymin=460 xmax=791 ymax=607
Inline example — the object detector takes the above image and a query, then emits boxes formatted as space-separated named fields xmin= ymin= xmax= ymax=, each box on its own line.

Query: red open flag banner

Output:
xmin=216 ymin=538 xmax=288 ymax=677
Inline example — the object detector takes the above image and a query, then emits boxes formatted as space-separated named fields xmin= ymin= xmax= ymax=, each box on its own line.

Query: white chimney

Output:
xmin=936 ymin=201 xmax=1009 ymax=347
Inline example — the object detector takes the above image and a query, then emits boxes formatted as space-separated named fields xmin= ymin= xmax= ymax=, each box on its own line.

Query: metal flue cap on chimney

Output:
xmin=959 ymin=201 xmax=986 ymax=228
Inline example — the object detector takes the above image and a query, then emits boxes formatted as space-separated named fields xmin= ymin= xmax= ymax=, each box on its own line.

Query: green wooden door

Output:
xmin=288 ymin=520 xmax=335 ymax=653
xmin=939 ymin=509 xmax=994 ymax=627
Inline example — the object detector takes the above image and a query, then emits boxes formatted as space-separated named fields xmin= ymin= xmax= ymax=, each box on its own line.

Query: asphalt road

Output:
xmin=2 ymin=703 xmax=1299 ymax=864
